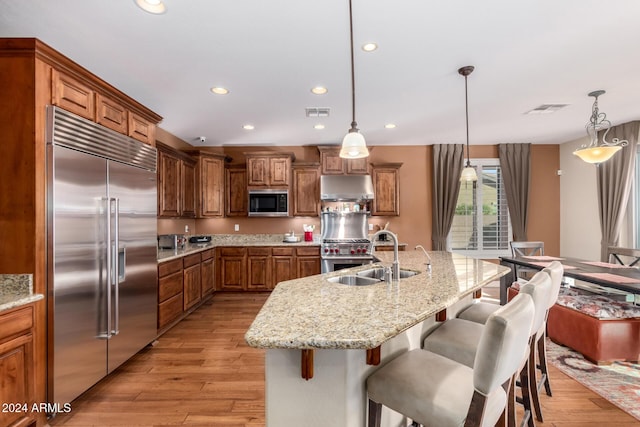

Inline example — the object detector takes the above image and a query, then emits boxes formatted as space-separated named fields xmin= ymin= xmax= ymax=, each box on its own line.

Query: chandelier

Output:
xmin=573 ymin=90 xmax=627 ymax=164
xmin=339 ymin=0 xmax=369 ymax=159
xmin=459 ymin=66 xmax=477 ymax=182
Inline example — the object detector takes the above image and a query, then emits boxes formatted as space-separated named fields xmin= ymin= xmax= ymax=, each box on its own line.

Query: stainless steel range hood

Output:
xmin=320 ymin=175 xmax=374 ymax=201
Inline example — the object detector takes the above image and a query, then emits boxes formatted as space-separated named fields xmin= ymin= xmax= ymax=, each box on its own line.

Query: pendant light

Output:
xmin=459 ymin=65 xmax=477 ymax=182
xmin=573 ymin=90 xmax=628 ymax=164
xmin=339 ymin=0 xmax=369 ymax=159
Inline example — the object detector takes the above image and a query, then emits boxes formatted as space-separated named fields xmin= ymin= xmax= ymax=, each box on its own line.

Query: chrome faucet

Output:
xmin=415 ymin=245 xmax=432 ymax=272
xmin=369 ymin=230 xmax=399 ymax=281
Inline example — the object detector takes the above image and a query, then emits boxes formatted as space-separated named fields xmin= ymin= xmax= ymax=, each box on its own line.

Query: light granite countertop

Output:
xmin=158 ymin=233 xmax=321 ymax=262
xmin=0 ymin=274 xmax=43 ymax=312
xmin=244 ymin=251 xmax=510 ymax=350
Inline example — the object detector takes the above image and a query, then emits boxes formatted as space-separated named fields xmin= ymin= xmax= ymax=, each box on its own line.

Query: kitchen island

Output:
xmin=245 ymin=251 xmax=510 ymax=426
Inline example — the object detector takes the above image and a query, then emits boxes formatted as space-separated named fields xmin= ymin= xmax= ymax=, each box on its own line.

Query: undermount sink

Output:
xmin=356 ymin=267 xmax=420 ymax=280
xmin=326 ymin=275 xmax=382 ymax=286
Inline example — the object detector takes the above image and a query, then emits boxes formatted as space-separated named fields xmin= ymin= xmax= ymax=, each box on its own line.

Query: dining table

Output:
xmin=499 ymin=255 xmax=640 ymax=304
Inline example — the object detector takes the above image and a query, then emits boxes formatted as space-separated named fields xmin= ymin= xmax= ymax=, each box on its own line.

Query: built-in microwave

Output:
xmin=248 ymin=189 xmax=289 ymax=217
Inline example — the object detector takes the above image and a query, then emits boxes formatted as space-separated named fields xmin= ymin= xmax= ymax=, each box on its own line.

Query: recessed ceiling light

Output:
xmin=314 ymin=124 xmax=325 ymax=130
xmin=134 ymin=0 xmax=166 ymax=14
xmin=210 ymin=87 xmax=229 ymax=95
xmin=311 ymin=86 xmax=328 ymax=95
xmin=524 ymin=104 xmax=569 ymax=115
xmin=362 ymin=43 xmax=378 ymax=52
xmin=243 ymin=124 xmax=255 ymax=130
xmin=385 ymin=123 xmax=397 ymax=129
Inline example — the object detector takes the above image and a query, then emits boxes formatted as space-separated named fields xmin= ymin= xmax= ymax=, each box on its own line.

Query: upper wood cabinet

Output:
xmin=186 ymin=151 xmax=228 ymax=218
xmin=292 ymin=163 xmax=320 ymax=217
xmin=245 ymin=152 xmax=293 ymax=188
xmin=157 ymin=142 xmax=196 ymax=218
xmin=318 ymin=146 xmax=369 ymax=175
xmin=226 ymin=165 xmax=248 ymax=217
xmin=51 ymin=68 xmax=160 ymax=147
xmin=371 ymin=163 xmax=402 ymax=216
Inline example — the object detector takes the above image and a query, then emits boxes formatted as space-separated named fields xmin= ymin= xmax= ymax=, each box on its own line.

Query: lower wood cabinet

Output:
xmin=217 ymin=245 xmax=320 ymax=291
xmin=183 ymin=253 xmax=202 ymax=311
xmin=157 ymin=250 xmax=216 ymax=334
xmin=0 ymin=304 xmax=36 ymax=427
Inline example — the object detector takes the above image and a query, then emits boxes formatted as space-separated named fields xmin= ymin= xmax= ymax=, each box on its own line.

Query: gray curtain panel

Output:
xmin=597 ymin=121 xmax=640 ymax=261
xmin=498 ymin=143 xmax=531 ymax=242
xmin=431 ymin=144 xmax=464 ymax=250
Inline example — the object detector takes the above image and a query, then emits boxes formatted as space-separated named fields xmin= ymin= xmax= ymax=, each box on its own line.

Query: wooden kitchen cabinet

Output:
xmin=52 ymin=68 xmax=95 ymax=120
xmin=246 ymin=153 xmax=293 ymax=187
xmin=128 ymin=112 xmax=156 ymax=146
xmin=183 ymin=253 xmax=202 ymax=311
xmin=292 ymin=163 xmax=320 ymax=217
xmin=96 ymin=93 xmax=128 ymax=134
xmin=186 ymin=151 xmax=227 ymax=218
xmin=296 ymin=246 xmax=321 ymax=278
xmin=226 ymin=165 xmax=248 ymax=217
xmin=0 ymin=304 xmax=36 ymax=427
xmin=157 ymin=142 xmax=196 ymax=218
xmin=217 ymin=247 xmax=247 ymax=291
xmin=247 ymin=247 xmax=272 ymax=291
xmin=201 ymin=249 xmax=215 ymax=297
xmin=158 ymin=258 xmax=184 ymax=331
xmin=371 ymin=163 xmax=402 ymax=216
xmin=272 ymin=247 xmax=295 ymax=287
xmin=318 ymin=146 xmax=369 ymax=175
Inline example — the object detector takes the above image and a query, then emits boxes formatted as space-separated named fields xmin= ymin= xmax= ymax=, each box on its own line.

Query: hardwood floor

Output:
xmin=48 ymin=292 xmax=638 ymax=426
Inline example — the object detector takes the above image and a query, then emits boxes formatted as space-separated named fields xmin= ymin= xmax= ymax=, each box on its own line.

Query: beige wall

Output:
xmin=158 ymin=131 xmax=560 ymax=254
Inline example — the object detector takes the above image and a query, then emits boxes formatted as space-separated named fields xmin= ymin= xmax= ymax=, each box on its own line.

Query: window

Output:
xmin=448 ymin=159 xmax=511 ymax=257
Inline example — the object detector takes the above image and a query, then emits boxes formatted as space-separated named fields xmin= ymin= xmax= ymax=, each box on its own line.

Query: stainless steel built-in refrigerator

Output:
xmin=46 ymin=106 xmax=158 ymax=405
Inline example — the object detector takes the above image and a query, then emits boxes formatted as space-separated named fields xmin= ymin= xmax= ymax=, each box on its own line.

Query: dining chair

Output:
xmin=366 ymin=293 xmax=535 ymax=427
xmin=456 ymin=261 xmax=564 ymax=422
xmin=422 ymin=271 xmax=552 ymax=427
xmin=607 ymin=246 xmax=640 ymax=267
xmin=511 ymin=241 xmax=545 ymax=280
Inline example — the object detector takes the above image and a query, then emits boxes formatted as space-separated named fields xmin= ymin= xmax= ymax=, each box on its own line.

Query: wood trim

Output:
xmin=435 ymin=309 xmax=447 ymax=322
xmin=473 ymin=289 xmax=482 ymax=299
xmin=366 ymin=346 xmax=381 ymax=365
xmin=301 ymin=349 xmax=314 ymax=380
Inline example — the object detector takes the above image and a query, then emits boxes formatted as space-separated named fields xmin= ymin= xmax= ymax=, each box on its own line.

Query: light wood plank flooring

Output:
xmin=48 ymin=293 xmax=639 ymax=426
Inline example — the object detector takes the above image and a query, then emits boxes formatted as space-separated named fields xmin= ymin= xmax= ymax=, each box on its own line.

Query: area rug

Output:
xmin=547 ymin=339 xmax=640 ymax=421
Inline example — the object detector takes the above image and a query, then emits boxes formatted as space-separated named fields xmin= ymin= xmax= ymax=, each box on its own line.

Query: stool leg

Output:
xmin=519 ymin=363 xmax=535 ymax=427
xmin=528 ymin=339 xmax=544 ymax=422
xmin=537 ymin=331 xmax=552 ymax=397
xmin=507 ymin=373 xmax=516 ymax=427
xmin=368 ymin=399 xmax=382 ymax=427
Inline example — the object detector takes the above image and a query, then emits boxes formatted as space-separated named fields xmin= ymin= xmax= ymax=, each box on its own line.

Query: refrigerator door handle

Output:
xmin=112 ymin=197 xmax=120 ymax=336
xmin=98 ymin=197 xmax=113 ymax=340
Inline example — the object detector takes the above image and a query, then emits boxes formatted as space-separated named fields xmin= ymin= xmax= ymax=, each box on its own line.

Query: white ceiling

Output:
xmin=2 ymin=0 xmax=640 ymax=148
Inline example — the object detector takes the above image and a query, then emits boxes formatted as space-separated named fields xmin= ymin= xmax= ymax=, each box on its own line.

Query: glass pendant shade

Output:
xmin=339 ymin=130 xmax=369 ymax=159
xmin=573 ymin=145 xmax=621 ymax=164
xmin=460 ymin=165 xmax=478 ymax=182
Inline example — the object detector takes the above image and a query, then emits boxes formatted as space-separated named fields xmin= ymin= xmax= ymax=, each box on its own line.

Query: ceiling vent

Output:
xmin=305 ymin=107 xmax=330 ymax=117
xmin=525 ymin=104 xmax=569 ymax=115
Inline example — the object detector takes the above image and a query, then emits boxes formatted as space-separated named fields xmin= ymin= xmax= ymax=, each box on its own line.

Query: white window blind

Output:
xmin=448 ymin=159 xmax=511 ymax=257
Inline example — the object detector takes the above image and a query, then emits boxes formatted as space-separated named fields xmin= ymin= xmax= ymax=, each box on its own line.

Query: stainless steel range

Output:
xmin=320 ymin=211 xmax=375 ymax=273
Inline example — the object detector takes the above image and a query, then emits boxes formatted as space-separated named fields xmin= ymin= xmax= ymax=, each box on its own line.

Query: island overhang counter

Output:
xmin=244 ymin=251 xmax=510 ymax=426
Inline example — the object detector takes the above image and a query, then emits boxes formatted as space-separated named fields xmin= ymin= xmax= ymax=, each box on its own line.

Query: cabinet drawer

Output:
xmin=201 ymin=248 xmax=214 ymax=260
xmin=96 ymin=93 xmax=128 ymax=134
xmin=128 ymin=112 xmax=155 ymax=146
xmin=248 ymin=247 xmax=271 ymax=257
xmin=219 ymin=247 xmax=246 ymax=257
xmin=272 ymin=247 xmax=294 ymax=256
xmin=159 ymin=258 xmax=183 ymax=277
xmin=0 ymin=305 xmax=33 ymax=342
xmin=296 ymin=247 xmax=321 ymax=256
xmin=159 ymin=271 xmax=183 ymax=302
xmin=183 ymin=253 xmax=201 ymax=268
xmin=158 ymin=293 xmax=183 ymax=330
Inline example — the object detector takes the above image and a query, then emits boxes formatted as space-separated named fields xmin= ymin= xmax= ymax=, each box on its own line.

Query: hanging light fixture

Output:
xmin=573 ymin=90 xmax=627 ymax=164
xmin=339 ymin=0 xmax=369 ymax=159
xmin=459 ymin=66 xmax=477 ymax=182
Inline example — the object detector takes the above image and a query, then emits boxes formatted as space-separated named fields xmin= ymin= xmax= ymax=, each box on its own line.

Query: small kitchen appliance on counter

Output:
xmin=158 ymin=234 xmax=187 ymax=250
xmin=188 ymin=235 xmax=212 ymax=244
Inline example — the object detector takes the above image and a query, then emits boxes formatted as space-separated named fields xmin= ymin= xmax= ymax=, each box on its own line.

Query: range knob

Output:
xmin=350 ymin=249 xmax=356 ymax=255
xmin=324 ymin=247 xmax=329 ymax=253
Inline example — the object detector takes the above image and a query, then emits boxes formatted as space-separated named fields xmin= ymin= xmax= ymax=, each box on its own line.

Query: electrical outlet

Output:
xmin=368 ymin=223 xmax=374 ymax=231
xmin=234 ymin=224 xmax=240 ymax=232
xmin=184 ymin=225 xmax=189 ymax=234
